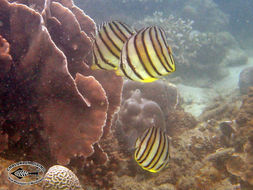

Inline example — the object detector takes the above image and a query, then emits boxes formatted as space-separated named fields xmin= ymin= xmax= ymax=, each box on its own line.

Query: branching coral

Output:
xmin=0 ymin=0 xmax=122 ymax=167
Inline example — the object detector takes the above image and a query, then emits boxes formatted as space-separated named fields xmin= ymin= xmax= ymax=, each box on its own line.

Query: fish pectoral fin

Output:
xmin=115 ymin=68 xmax=124 ymax=76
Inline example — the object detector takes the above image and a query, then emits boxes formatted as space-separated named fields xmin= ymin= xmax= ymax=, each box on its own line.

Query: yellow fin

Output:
xmin=115 ymin=68 xmax=124 ymax=76
xmin=141 ymin=78 xmax=158 ymax=83
xmin=91 ymin=64 xmax=99 ymax=70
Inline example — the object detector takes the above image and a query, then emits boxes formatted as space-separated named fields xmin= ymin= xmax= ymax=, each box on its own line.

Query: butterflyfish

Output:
xmin=92 ymin=21 xmax=135 ymax=70
xmin=118 ymin=26 xmax=175 ymax=82
xmin=134 ymin=126 xmax=170 ymax=173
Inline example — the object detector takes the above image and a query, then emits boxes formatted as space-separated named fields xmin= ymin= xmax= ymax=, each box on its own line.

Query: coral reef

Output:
xmin=98 ymin=83 xmax=249 ymax=190
xmin=226 ymin=87 xmax=253 ymax=188
xmin=199 ymin=90 xmax=241 ymax=121
xmin=42 ymin=165 xmax=83 ymax=190
xmin=0 ymin=0 xmax=122 ymax=171
xmin=114 ymin=80 xmax=197 ymax=154
xmin=215 ymin=0 xmax=253 ymax=49
xmin=180 ymin=0 xmax=229 ymax=32
xmin=110 ymin=119 xmax=234 ymax=190
xmin=76 ymin=0 xmax=229 ymax=34
xmin=1 ymin=0 xmax=252 ymax=190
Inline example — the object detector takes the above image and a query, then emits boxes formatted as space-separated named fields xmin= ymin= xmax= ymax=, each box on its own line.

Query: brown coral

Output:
xmin=0 ymin=0 xmax=122 ymax=169
xmin=0 ymin=35 xmax=12 ymax=79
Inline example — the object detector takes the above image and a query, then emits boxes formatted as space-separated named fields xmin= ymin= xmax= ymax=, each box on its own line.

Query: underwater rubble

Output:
xmin=110 ymin=84 xmax=253 ymax=190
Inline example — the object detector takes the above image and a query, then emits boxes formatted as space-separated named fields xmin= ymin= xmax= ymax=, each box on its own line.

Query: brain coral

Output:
xmin=43 ymin=165 xmax=82 ymax=190
xmin=0 ymin=0 xmax=122 ymax=167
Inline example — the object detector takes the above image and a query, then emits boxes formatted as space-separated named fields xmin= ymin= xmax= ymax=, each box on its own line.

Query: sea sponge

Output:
xmin=0 ymin=0 xmax=122 ymax=167
xmin=115 ymin=80 xmax=196 ymax=151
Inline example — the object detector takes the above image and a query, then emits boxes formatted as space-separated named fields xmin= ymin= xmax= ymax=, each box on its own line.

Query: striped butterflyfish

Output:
xmin=91 ymin=21 xmax=135 ymax=70
xmin=118 ymin=26 xmax=175 ymax=82
xmin=134 ymin=126 xmax=170 ymax=173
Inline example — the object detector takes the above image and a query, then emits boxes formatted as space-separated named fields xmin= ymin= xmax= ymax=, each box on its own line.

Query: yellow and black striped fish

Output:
xmin=118 ymin=26 xmax=175 ymax=82
xmin=92 ymin=21 xmax=135 ymax=70
xmin=134 ymin=126 xmax=170 ymax=173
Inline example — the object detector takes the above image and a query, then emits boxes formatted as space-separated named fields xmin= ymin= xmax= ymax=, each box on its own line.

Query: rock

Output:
xmin=222 ymin=48 xmax=248 ymax=66
xmin=238 ymin=66 xmax=253 ymax=94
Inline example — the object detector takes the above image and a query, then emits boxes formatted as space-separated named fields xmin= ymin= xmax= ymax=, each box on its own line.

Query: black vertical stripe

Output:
xmin=117 ymin=21 xmax=134 ymax=36
xmin=155 ymin=160 xmax=166 ymax=171
xmin=137 ymin=127 xmax=155 ymax=161
xmin=94 ymin=40 xmax=116 ymax=69
xmin=135 ymin=127 xmax=152 ymax=158
xmin=155 ymin=136 xmax=170 ymax=171
xmin=139 ymin=127 xmax=158 ymax=163
xmin=134 ymin=28 xmax=155 ymax=78
xmin=120 ymin=56 xmax=134 ymax=81
xmin=144 ymin=129 xmax=164 ymax=168
xmin=93 ymin=51 xmax=105 ymax=69
xmin=151 ymin=27 xmax=170 ymax=73
xmin=167 ymin=48 xmax=175 ymax=68
xmin=103 ymin=25 xmax=121 ymax=53
xmin=159 ymin=27 xmax=175 ymax=67
xmin=163 ymin=136 xmax=170 ymax=161
xmin=108 ymin=22 xmax=125 ymax=43
xmin=98 ymin=29 xmax=119 ymax=59
xmin=112 ymin=21 xmax=130 ymax=41
xmin=149 ymin=131 xmax=166 ymax=170
xmin=158 ymin=27 xmax=174 ymax=71
xmin=154 ymin=27 xmax=173 ymax=72
xmin=125 ymin=38 xmax=144 ymax=81
xmin=143 ymin=27 xmax=163 ymax=76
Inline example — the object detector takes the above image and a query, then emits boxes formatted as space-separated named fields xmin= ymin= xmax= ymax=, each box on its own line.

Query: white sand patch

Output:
xmin=178 ymin=57 xmax=253 ymax=118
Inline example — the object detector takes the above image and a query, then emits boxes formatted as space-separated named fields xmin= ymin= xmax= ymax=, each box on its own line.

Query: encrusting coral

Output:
xmin=0 ymin=0 xmax=122 ymax=170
